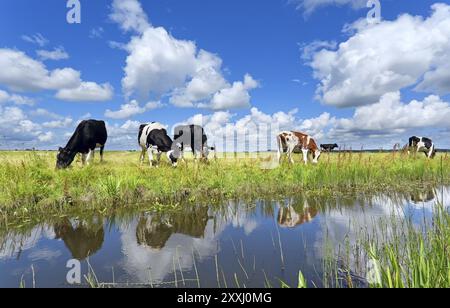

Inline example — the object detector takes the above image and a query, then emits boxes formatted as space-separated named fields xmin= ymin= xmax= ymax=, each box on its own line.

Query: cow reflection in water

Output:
xmin=277 ymin=198 xmax=319 ymax=228
xmin=136 ymin=206 xmax=209 ymax=250
xmin=54 ymin=218 xmax=104 ymax=261
xmin=411 ymin=188 xmax=436 ymax=204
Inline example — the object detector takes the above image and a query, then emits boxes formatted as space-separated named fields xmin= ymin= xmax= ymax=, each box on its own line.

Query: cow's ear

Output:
xmin=58 ymin=147 xmax=63 ymax=152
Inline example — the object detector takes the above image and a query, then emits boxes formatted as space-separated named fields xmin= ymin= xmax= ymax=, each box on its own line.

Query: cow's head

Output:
xmin=56 ymin=147 xmax=76 ymax=169
xmin=167 ymin=143 xmax=182 ymax=167
xmin=312 ymin=150 xmax=321 ymax=164
xmin=202 ymin=146 xmax=216 ymax=160
xmin=333 ymin=144 xmax=339 ymax=149
xmin=430 ymin=148 xmax=437 ymax=159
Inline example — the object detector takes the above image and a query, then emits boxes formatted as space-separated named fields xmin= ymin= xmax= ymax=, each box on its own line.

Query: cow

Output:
xmin=321 ymin=144 xmax=339 ymax=152
xmin=56 ymin=120 xmax=107 ymax=169
xmin=408 ymin=136 xmax=437 ymax=159
xmin=139 ymin=122 xmax=181 ymax=167
xmin=54 ymin=218 xmax=104 ymax=261
xmin=173 ymin=125 xmax=215 ymax=162
xmin=136 ymin=206 xmax=209 ymax=250
xmin=277 ymin=205 xmax=318 ymax=228
xmin=277 ymin=131 xmax=321 ymax=165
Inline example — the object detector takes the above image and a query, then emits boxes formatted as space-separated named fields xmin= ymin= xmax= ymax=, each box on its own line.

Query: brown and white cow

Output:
xmin=277 ymin=131 xmax=321 ymax=165
xmin=277 ymin=205 xmax=318 ymax=228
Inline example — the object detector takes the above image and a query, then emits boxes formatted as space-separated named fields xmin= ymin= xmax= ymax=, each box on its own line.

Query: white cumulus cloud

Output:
xmin=110 ymin=0 xmax=258 ymax=111
xmin=105 ymin=100 xmax=162 ymax=120
xmin=0 ymin=90 xmax=35 ymax=106
xmin=331 ymin=92 xmax=450 ymax=137
xmin=55 ymin=82 xmax=114 ymax=102
xmin=0 ymin=48 xmax=113 ymax=102
xmin=308 ymin=3 xmax=450 ymax=107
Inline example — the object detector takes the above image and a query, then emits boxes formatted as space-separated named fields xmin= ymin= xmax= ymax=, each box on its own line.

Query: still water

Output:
xmin=1 ymin=187 xmax=449 ymax=288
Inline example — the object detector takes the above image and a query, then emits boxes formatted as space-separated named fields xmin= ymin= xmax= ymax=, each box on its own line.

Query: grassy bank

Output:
xmin=0 ymin=151 xmax=449 ymax=226
xmin=363 ymin=204 xmax=450 ymax=288
xmin=325 ymin=204 xmax=450 ymax=289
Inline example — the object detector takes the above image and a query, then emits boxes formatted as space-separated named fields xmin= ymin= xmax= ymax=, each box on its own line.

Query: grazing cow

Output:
xmin=173 ymin=125 xmax=215 ymax=161
xmin=139 ymin=122 xmax=181 ymax=167
xmin=408 ymin=136 xmax=437 ymax=159
xmin=277 ymin=131 xmax=321 ymax=165
xmin=56 ymin=120 xmax=107 ymax=169
xmin=321 ymin=144 xmax=339 ymax=152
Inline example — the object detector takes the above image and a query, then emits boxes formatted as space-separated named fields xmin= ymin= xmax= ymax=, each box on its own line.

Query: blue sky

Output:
xmin=0 ymin=0 xmax=449 ymax=150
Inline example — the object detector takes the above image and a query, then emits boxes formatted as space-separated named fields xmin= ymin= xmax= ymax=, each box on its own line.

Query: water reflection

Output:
xmin=54 ymin=218 xmax=104 ymax=261
xmin=136 ymin=206 xmax=209 ymax=250
xmin=0 ymin=186 xmax=448 ymax=288
xmin=410 ymin=187 xmax=436 ymax=204
xmin=277 ymin=198 xmax=319 ymax=228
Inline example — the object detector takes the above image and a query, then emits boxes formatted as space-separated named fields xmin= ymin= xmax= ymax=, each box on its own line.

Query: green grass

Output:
xmin=363 ymin=205 xmax=450 ymax=288
xmin=321 ymin=201 xmax=450 ymax=289
xmin=0 ymin=150 xmax=449 ymax=228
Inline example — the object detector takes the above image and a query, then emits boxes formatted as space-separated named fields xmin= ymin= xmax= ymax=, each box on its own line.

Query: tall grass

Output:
xmin=364 ymin=205 xmax=450 ymax=288
xmin=0 ymin=151 xmax=448 ymax=226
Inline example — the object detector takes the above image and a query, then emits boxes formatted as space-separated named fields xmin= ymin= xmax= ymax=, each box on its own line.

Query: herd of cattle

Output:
xmin=55 ymin=119 xmax=438 ymax=169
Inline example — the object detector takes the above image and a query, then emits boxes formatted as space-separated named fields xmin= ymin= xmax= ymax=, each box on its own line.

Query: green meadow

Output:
xmin=0 ymin=150 xmax=449 ymax=226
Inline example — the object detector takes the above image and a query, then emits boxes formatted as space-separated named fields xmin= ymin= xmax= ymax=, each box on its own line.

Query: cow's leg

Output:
xmin=140 ymin=147 xmax=147 ymax=165
xmin=288 ymin=145 xmax=296 ymax=165
xmin=147 ymin=148 xmax=154 ymax=167
xmin=100 ymin=146 xmax=105 ymax=163
xmin=86 ymin=149 xmax=95 ymax=165
xmin=81 ymin=153 xmax=87 ymax=166
xmin=140 ymin=147 xmax=147 ymax=164
xmin=193 ymin=150 xmax=199 ymax=162
xmin=180 ymin=150 xmax=186 ymax=164
xmin=302 ymin=149 xmax=309 ymax=165
xmin=277 ymin=136 xmax=283 ymax=163
xmin=156 ymin=151 xmax=162 ymax=167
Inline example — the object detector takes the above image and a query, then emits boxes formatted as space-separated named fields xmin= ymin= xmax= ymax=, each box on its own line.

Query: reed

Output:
xmin=363 ymin=204 xmax=450 ymax=288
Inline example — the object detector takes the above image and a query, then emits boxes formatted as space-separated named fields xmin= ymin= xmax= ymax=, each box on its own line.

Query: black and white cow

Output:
xmin=320 ymin=144 xmax=339 ymax=152
xmin=173 ymin=125 xmax=215 ymax=161
xmin=56 ymin=120 xmax=107 ymax=169
xmin=408 ymin=136 xmax=437 ymax=159
xmin=139 ymin=123 xmax=181 ymax=167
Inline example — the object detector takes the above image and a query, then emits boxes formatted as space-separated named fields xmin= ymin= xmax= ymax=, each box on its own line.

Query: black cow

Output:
xmin=138 ymin=122 xmax=181 ymax=167
xmin=173 ymin=125 xmax=215 ymax=161
xmin=56 ymin=120 xmax=107 ymax=169
xmin=54 ymin=218 xmax=104 ymax=261
xmin=408 ymin=136 xmax=436 ymax=159
xmin=320 ymin=144 xmax=339 ymax=152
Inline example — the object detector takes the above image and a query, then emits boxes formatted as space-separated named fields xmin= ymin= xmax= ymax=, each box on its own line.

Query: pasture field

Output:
xmin=0 ymin=150 xmax=449 ymax=227
xmin=0 ymin=150 xmax=450 ymax=288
